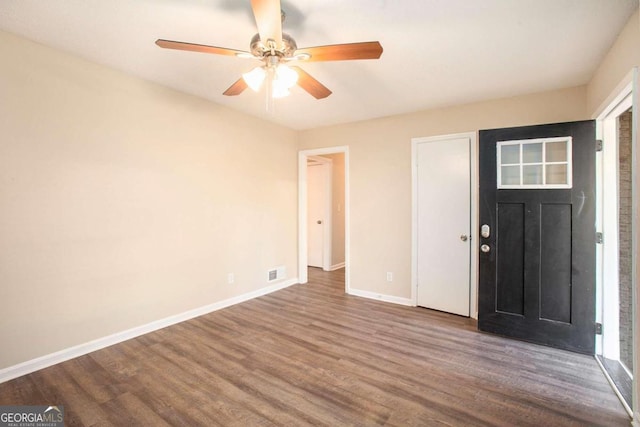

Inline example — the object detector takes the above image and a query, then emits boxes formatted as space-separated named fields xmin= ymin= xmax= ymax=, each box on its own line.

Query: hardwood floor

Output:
xmin=0 ymin=268 xmax=630 ymax=426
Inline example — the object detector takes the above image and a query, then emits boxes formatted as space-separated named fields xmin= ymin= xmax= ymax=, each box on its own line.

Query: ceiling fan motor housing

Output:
xmin=250 ymin=32 xmax=297 ymax=58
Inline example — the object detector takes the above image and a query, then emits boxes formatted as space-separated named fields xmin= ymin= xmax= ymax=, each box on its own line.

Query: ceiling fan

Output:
xmin=155 ymin=0 xmax=383 ymax=100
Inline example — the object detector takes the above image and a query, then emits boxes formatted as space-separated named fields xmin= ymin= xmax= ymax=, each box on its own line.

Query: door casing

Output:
xmin=596 ymin=81 xmax=633 ymax=359
xmin=593 ymin=68 xmax=637 ymax=418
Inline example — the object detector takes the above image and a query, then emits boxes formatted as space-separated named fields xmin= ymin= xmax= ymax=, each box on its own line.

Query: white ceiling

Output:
xmin=1 ymin=0 xmax=638 ymax=130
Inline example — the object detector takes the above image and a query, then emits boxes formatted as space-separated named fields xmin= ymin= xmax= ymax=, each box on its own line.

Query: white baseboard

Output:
xmin=0 ymin=278 xmax=298 ymax=384
xmin=347 ymin=288 xmax=414 ymax=306
xmin=330 ymin=262 xmax=345 ymax=271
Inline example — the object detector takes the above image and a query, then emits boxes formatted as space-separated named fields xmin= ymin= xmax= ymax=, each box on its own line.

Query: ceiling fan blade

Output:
xmin=250 ymin=0 xmax=283 ymax=49
xmin=290 ymin=66 xmax=332 ymax=99
xmin=223 ymin=78 xmax=248 ymax=96
xmin=155 ymin=39 xmax=251 ymax=57
xmin=296 ymin=41 xmax=383 ymax=62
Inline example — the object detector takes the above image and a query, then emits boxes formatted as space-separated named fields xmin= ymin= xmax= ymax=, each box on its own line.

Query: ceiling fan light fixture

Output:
xmin=275 ymin=64 xmax=298 ymax=89
xmin=266 ymin=64 xmax=298 ymax=99
xmin=242 ymin=66 xmax=266 ymax=91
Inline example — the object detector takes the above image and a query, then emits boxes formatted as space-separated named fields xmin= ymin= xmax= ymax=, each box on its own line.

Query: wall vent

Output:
xmin=267 ymin=266 xmax=286 ymax=282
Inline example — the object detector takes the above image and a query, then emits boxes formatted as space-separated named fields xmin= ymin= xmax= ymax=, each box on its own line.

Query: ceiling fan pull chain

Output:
xmin=266 ymin=66 xmax=275 ymax=114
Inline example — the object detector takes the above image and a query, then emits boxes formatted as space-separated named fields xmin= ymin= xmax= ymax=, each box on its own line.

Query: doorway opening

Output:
xmin=596 ymin=85 xmax=635 ymax=414
xmin=299 ymin=147 xmax=349 ymax=294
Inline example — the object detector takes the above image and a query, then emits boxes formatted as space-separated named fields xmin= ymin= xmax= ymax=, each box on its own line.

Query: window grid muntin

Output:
xmin=497 ymin=137 xmax=572 ymax=189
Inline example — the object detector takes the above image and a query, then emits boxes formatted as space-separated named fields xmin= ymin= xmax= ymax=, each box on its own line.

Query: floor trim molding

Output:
xmin=330 ymin=262 xmax=345 ymax=271
xmin=348 ymin=288 xmax=413 ymax=306
xmin=0 ymin=278 xmax=299 ymax=384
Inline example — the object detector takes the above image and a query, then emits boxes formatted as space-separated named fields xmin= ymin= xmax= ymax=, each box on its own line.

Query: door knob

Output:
xmin=460 ymin=234 xmax=468 ymax=242
xmin=317 ymin=220 xmax=322 ymax=224
xmin=481 ymin=244 xmax=490 ymax=253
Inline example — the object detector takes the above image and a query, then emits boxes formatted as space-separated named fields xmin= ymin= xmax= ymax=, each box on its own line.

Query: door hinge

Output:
xmin=595 ymin=322 xmax=603 ymax=335
xmin=595 ymin=139 xmax=603 ymax=152
xmin=596 ymin=232 xmax=603 ymax=244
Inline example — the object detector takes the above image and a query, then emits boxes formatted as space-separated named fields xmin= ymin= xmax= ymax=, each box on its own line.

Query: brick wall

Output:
xmin=618 ymin=108 xmax=633 ymax=371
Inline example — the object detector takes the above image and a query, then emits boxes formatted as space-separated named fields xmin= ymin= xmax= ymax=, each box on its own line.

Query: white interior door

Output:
xmin=307 ymin=163 xmax=326 ymax=267
xmin=416 ymin=137 xmax=471 ymax=316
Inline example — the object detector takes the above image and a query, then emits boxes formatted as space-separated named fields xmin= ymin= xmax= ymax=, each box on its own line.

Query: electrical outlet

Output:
xmin=386 ymin=272 xmax=393 ymax=282
xmin=227 ymin=273 xmax=234 ymax=284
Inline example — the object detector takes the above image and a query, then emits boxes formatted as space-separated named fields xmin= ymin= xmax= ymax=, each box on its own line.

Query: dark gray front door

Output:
xmin=478 ymin=120 xmax=596 ymax=354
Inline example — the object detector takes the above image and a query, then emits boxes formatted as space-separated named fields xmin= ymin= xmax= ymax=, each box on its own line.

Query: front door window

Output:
xmin=497 ymin=137 xmax=572 ymax=189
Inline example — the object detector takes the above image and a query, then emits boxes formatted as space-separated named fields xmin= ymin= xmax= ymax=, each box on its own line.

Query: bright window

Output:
xmin=497 ymin=137 xmax=572 ymax=189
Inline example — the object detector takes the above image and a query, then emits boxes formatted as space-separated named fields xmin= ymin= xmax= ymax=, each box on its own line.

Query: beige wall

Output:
xmin=0 ymin=31 xmax=298 ymax=369
xmin=587 ymin=9 xmax=640 ymax=115
xmin=299 ymin=86 xmax=587 ymax=299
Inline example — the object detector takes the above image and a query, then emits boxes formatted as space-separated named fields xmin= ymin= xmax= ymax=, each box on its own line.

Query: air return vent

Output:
xmin=267 ymin=266 xmax=286 ymax=282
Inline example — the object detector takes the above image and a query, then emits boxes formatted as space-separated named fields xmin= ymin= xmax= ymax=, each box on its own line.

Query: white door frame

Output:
xmin=307 ymin=156 xmax=333 ymax=271
xmin=593 ymin=67 xmax=637 ymax=420
xmin=298 ymin=146 xmax=350 ymax=293
xmin=595 ymin=87 xmax=632 ymax=360
xmin=411 ymin=132 xmax=479 ymax=317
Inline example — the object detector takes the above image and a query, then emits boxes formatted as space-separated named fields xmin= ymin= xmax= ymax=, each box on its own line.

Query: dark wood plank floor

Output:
xmin=0 ymin=268 xmax=629 ymax=426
